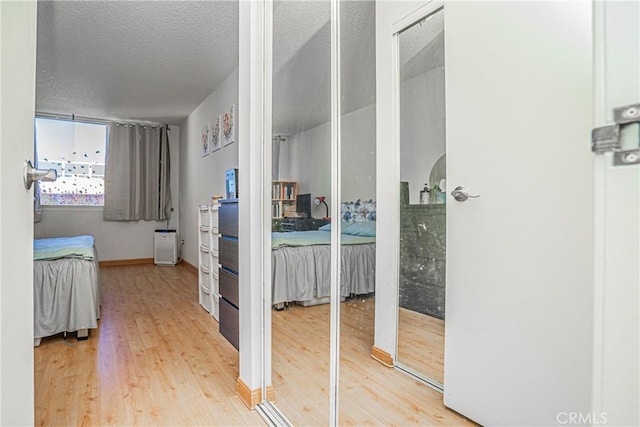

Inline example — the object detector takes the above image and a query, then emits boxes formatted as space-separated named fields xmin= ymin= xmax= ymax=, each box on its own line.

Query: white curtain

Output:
xmin=103 ymin=123 xmax=171 ymax=221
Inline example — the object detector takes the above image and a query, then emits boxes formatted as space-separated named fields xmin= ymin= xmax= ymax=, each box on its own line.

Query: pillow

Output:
xmin=341 ymin=199 xmax=376 ymax=223
xmin=318 ymin=223 xmax=332 ymax=231
xmin=341 ymin=221 xmax=376 ymax=237
xmin=318 ymin=221 xmax=376 ymax=237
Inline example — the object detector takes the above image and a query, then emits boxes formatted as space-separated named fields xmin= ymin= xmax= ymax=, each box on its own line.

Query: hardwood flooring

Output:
xmin=271 ymin=296 xmax=472 ymax=426
xmin=36 ymin=264 xmax=472 ymax=426
xmin=35 ymin=264 xmax=263 ymax=426
xmin=397 ymin=307 xmax=445 ymax=384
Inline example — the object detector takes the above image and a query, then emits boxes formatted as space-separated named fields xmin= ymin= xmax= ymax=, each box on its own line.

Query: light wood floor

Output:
xmin=271 ymin=297 xmax=472 ymax=426
xmin=35 ymin=264 xmax=264 ymax=426
xmin=36 ymin=264 xmax=472 ymax=426
xmin=398 ymin=307 xmax=445 ymax=384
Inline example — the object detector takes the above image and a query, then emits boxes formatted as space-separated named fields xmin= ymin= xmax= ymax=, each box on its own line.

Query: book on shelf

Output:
xmin=272 ymin=181 xmax=297 ymax=200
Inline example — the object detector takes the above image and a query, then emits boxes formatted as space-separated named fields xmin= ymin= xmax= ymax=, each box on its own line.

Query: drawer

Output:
xmin=200 ymin=287 xmax=212 ymax=313
xmin=212 ymin=293 xmax=219 ymax=321
xmin=219 ymin=267 xmax=239 ymax=307
xmin=199 ymin=267 xmax=211 ymax=293
xmin=199 ymin=248 xmax=210 ymax=270
xmin=210 ymin=232 xmax=219 ymax=253
xmin=219 ymin=237 xmax=238 ymax=272
xmin=219 ymin=202 xmax=238 ymax=237
xmin=210 ymin=206 xmax=219 ymax=232
xmin=209 ymin=257 xmax=220 ymax=280
xmin=219 ymin=296 xmax=239 ymax=350
xmin=212 ymin=268 xmax=220 ymax=295
xmin=199 ymin=207 xmax=210 ymax=228
xmin=200 ymin=229 xmax=210 ymax=249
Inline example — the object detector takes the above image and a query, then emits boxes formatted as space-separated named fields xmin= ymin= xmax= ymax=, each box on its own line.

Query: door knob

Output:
xmin=451 ymin=186 xmax=480 ymax=202
xmin=23 ymin=159 xmax=57 ymax=190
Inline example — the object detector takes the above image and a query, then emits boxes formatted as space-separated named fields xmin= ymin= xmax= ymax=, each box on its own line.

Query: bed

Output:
xmin=33 ymin=235 xmax=101 ymax=346
xmin=272 ymin=205 xmax=376 ymax=307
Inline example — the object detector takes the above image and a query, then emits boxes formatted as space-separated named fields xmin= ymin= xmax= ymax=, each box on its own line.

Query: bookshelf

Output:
xmin=272 ymin=180 xmax=298 ymax=218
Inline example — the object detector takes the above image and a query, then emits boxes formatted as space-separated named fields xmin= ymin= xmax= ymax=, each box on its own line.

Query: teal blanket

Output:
xmin=34 ymin=235 xmax=95 ymax=261
xmin=272 ymin=230 xmax=375 ymax=249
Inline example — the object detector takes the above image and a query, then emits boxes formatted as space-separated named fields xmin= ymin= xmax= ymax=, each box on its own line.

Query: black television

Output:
xmin=296 ymin=193 xmax=311 ymax=219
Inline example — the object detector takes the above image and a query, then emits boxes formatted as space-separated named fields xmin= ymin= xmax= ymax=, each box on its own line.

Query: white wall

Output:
xmin=1 ymin=1 xmax=36 ymax=424
xmin=340 ymin=104 xmax=377 ymax=203
xmin=278 ymin=103 xmax=376 ymax=217
xmin=34 ymin=127 xmax=180 ymax=261
xmin=400 ymin=68 xmax=445 ymax=204
xmin=375 ymin=0 xmax=420 ymax=365
xmin=179 ymin=69 xmax=239 ymax=267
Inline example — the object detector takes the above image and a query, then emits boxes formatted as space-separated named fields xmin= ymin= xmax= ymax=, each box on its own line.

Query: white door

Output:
xmin=592 ymin=1 xmax=639 ymax=425
xmin=444 ymin=2 xmax=595 ymax=425
xmin=0 ymin=2 xmax=37 ymax=424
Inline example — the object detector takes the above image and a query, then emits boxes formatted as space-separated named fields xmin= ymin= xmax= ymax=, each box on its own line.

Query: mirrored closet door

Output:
xmin=338 ymin=0 xmax=377 ymax=423
xmin=268 ymin=1 xmax=333 ymax=425
xmin=396 ymin=6 xmax=446 ymax=387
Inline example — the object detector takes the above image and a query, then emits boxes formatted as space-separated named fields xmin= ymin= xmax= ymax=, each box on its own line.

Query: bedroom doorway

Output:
xmin=395 ymin=5 xmax=446 ymax=388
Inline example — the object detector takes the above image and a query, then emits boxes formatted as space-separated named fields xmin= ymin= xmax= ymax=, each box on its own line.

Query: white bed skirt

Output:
xmin=33 ymin=252 xmax=100 ymax=342
xmin=271 ymin=243 xmax=375 ymax=305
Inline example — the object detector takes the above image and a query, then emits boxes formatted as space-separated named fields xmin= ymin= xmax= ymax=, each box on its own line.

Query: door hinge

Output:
xmin=592 ymin=103 xmax=640 ymax=166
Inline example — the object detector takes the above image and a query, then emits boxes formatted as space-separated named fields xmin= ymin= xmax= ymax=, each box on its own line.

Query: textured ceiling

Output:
xmin=399 ymin=9 xmax=444 ymax=82
xmin=36 ymin=0 xmax=239 ymax=125
xmin=36 ymin=0 xmax=376 ymax=132
xmin=272 ymin=0 xmax=376 ymax=135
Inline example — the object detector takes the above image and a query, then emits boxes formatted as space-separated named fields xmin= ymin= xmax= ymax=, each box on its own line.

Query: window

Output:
xmin=35 ymin=117 xmax=107 ymax=206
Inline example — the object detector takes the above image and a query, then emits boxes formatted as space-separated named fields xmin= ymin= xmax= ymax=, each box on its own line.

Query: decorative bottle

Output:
xmin=419 ymin=184 xmax=430 ymax=204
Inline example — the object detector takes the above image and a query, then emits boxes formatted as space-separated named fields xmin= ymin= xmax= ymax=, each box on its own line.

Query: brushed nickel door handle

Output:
xmin=451 ymin=186 xmax=480 ymax=202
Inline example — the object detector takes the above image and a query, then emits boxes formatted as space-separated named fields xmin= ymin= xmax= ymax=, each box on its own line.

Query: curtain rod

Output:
xmin=35 ymin=112 xmax=170 ymax=130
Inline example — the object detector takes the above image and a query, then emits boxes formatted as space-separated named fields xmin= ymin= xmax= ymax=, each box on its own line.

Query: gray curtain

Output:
xmin=272 ymin=137 xmax=281 ymax=180
xmin=103 ymin=123 xmax=171 ymax=221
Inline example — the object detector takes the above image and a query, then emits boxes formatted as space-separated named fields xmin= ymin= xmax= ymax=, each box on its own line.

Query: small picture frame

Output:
xmin=201 ymin=125 xmax=210 ymax=157
xmin=223 ymin=104 xmax=235 ymax=146
xmin=210 ymin=115 xmax=221 ymax=152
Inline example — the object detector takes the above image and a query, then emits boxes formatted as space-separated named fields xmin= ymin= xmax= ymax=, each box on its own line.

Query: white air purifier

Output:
xmin=154 ymin=230 xmax=178 ymax=265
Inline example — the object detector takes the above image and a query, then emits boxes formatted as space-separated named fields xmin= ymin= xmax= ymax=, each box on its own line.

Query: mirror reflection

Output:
xmin=269 ymin=1 xmax=332 ymax=424
xmin=338 ymin=0 xmax=378 ymax=424
xmin=397 ymin=8 xmax=446 ymax=385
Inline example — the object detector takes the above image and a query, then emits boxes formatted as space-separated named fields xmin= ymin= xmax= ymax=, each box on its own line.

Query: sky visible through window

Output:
xmin=35 ymin=118 xmax=107 ymax=206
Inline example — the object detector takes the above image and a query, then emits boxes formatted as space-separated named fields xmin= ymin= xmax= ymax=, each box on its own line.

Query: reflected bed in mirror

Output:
xmin=271 ymin=201 xmax=376 ymax=310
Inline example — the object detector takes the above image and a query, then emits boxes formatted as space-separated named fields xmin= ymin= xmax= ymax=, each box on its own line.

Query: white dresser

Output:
xmin=197 ymin=204 xmax=220 ymax=320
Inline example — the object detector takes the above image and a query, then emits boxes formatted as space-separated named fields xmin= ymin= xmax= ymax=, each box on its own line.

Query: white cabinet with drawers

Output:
xmin=197 ymin=204 xmax=220 ymax=320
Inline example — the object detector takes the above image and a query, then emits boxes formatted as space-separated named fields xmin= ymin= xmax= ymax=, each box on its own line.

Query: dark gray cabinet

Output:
xmin=399 ymin=203 xmax=446 ymax=320
xmin=280 ymin=218 xmax=330 ymax=232
xmin=218 ymin=198 xmax=239 ymax=350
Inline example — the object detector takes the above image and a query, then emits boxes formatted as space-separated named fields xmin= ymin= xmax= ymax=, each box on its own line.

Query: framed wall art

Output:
xmin=223 ymin=104 xmax=235 ymax=146
xmin=201 ymin=125 xmax=210 ymax=157
xmin=210 ymin=115 xmax=221 ymax=152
